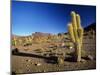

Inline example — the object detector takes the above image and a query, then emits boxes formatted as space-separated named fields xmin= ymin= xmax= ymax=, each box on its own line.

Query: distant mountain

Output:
xmin=32 ymin=32 xmax=52 ymax=37
xmin=12 ymin=32 xmax=52 ymax=39
xmin=84 ymin=22 xmax=96 ymax=32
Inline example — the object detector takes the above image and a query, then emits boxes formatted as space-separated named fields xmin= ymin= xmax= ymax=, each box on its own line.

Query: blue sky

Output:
xmin=12 ymin=1 xmax=96 ymax=36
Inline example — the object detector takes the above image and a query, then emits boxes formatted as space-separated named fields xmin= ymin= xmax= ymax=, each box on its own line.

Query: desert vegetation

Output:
xmin=12 ymin=11 xmax=96 ymax=74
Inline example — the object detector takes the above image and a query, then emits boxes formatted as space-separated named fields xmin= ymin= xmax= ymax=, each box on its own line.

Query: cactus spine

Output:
xmin=68 ymin=11 xmax=84 ymax=62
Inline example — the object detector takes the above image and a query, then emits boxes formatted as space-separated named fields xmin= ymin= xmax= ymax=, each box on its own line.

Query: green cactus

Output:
xmin=13 ymin=37 xmax=17 ymax=46
xmin=68 ymin=11 xmax=84 ymax=62
xmin=24 ymin=37 xmax=32 ymax=46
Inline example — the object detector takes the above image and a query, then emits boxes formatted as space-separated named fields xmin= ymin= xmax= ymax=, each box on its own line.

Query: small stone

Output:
xmin=88 ymin=55 xmax=94 ymax=60
xmin=26 ymin=64 xmax=29 ymax=67
xmin=35 ymin=63 xmax=41 ymax=66
xmin=26 ymin=59 xmax=31 ymax=62
xmin=69 ymin=46 xmax=73 ymax=49
xmin=43 ymin=70 xmax=46 ymax=72
xmin=57 ymin=57 xmax=64 ymax=64
xmin=81 ymin=59 xmax=86 ymax=62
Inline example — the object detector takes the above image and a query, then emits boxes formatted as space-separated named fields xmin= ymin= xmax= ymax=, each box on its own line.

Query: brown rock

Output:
xmin=88 ymin=55 xmax=94 ymax=60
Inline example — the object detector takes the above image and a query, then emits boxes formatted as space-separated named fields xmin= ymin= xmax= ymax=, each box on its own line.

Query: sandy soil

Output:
xmin=12 ymin=35 xmax=96 ymax=74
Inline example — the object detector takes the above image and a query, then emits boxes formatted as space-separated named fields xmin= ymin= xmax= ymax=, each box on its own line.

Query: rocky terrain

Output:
xmin=11 ymin=23 xmax=96 ymax=74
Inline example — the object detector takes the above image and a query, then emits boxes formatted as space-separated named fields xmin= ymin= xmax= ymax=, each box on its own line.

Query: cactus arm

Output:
xmin=78 ymin=27 xmax=84 ymax=46
xmin=71 ymin=11 xmax=79 ymax=43
xmin=68 ymin=23 xmax=75 ymax=42
xmin=76 ymin=13 xmax=84 ymax=46
xmin=76 ymin=14 xmax=81 ymax=28
xmin=71 ymin=11 xmax=77 ymax=30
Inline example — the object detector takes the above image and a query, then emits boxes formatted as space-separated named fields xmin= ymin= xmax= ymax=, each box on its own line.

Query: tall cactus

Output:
xmin=68 ymin=11 xmax=84 ymax=62
xmin=13 ymin=37 xmax=17 ymax=46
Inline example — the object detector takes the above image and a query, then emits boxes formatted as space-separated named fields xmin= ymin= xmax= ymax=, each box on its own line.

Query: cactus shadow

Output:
xmin=12 ymin=48 xmax=59 ymax=64
xmin=44 ymin=56 xmax=58 ymax=64
xmin=64 ymin=52 xmax=76 ymax=62
xmin=12 ymin=71 xmax=16 ymax=75
xmin=64 ymin=56 xmax=76 ymax=62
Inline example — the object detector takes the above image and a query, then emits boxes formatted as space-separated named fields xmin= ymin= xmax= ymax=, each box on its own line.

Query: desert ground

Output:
xmin=11 ymin=23 xmax=96 ymax=74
